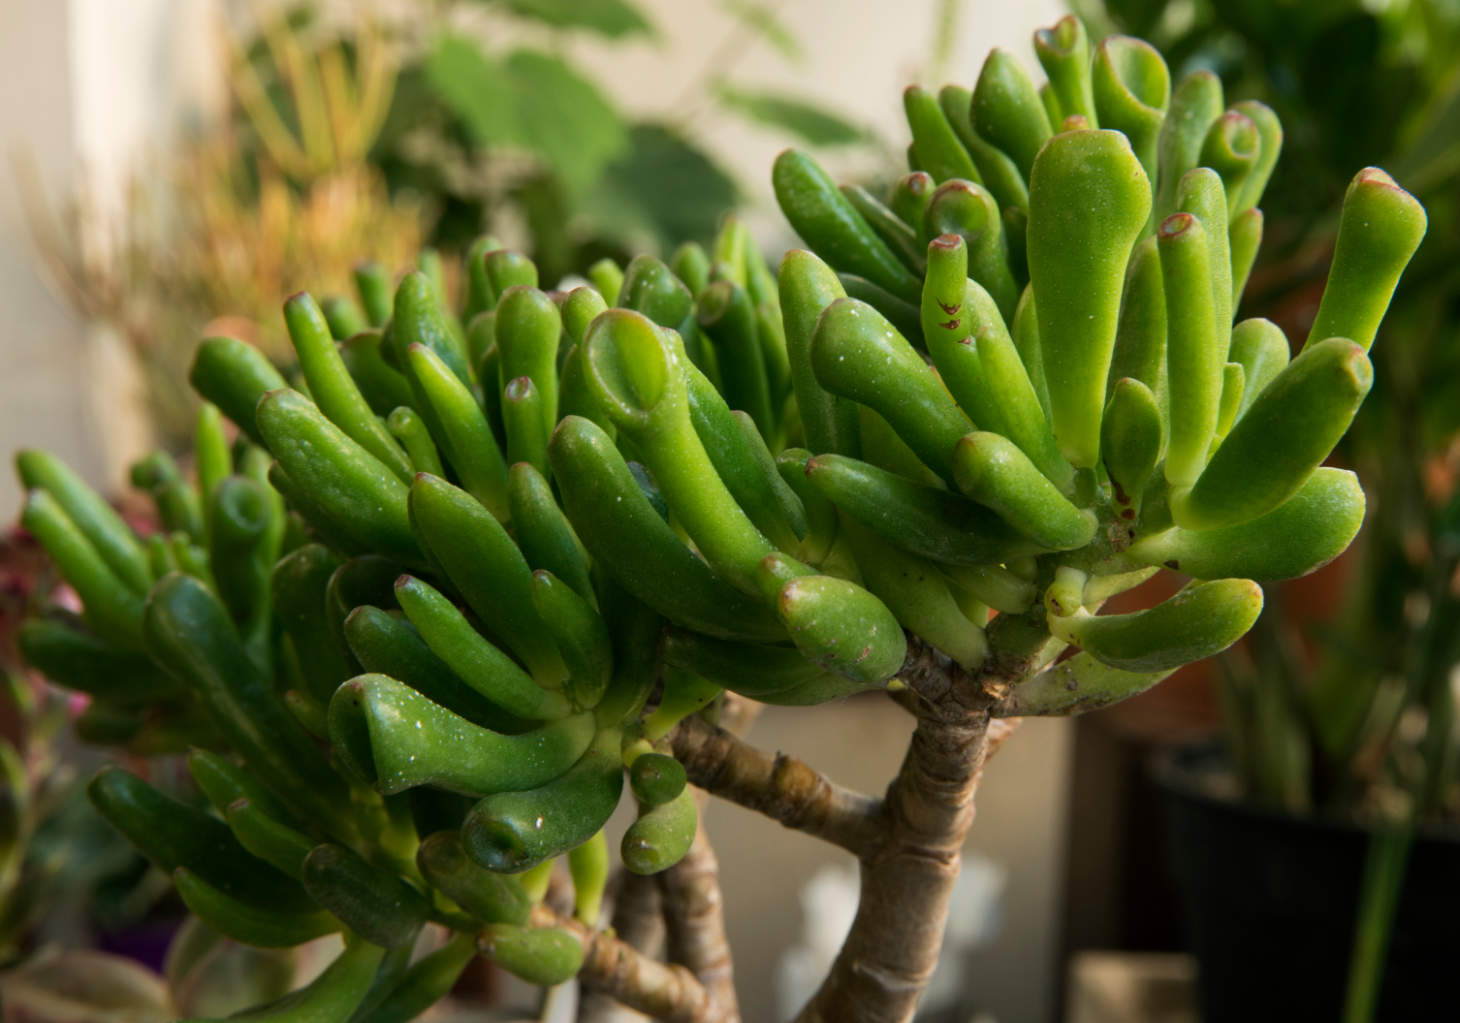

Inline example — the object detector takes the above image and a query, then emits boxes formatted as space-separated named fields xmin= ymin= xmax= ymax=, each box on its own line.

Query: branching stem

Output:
xmin=659 ymin=827 xmax=740 ymax=1021
xmin=792 ymin=637 xmax=1025 ymax=1023
xmin=532 ymin=904 xmax=731 ymax=1023
xmin=670 ymin=714 xmax=883 ymax=858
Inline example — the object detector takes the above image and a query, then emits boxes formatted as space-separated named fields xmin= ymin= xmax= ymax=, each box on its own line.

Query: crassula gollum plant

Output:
xmin=13 ymin=15 xmax=1425 ymax=1023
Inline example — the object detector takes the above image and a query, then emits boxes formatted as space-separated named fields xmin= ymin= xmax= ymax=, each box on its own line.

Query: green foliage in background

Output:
xmin=327 ymin=0 xmax=876 ymax=278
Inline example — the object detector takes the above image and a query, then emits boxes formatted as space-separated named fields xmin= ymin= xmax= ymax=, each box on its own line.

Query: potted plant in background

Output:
xmin=7 ymin=12 xmax=1428 ymax=1022
xmin=1071 ymin=0 xmax=1460 ymax=1018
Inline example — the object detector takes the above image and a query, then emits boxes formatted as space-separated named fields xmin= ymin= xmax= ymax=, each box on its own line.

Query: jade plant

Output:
xmin=12 ymin=15 xmax=1425 ymax=1023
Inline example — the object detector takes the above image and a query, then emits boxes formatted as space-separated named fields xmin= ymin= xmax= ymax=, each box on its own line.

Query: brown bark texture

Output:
xmin=532 ymin=904 xmax=732 ymax=1023
xmin=658 ymin=826 xmax=740 ymax=1021
xmin=669 ymin=714 xmax=883 ymax=857
xmin=574 ymin=634 xmax=1031 ymax=1022
xmin=581 ymin=871 xmax=665 ymax=1022
xmin=793 ymin=639 xmax=1024 ymax=1023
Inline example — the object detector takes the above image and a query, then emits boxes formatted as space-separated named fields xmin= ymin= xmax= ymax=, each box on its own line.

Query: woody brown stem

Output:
xmin=531 ymin=904 xmax=730 ymax=1023
xmin=792 ymin=638 xmax=1021 ymax=1023
xmin=582 ymin=872 xmax=666 ymax=1022
xmin=669 ymin=714 xmax=883 ymax=857
xmin=612 ymin=869 xmax=667 ymax=957
xmin=653 ymin=692 xmax=761 ymax=1018
xmin=658 ymin=826 xmax=740 ymax=1021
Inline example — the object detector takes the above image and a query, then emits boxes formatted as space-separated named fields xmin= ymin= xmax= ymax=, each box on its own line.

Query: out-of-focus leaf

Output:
xmin=164 ymin=917 xmax=298 ymax=1020
xmin=0 ymin=949 xmax=172 ymax=1023
xmin=240 ymin=5 xmax=318 ymax=72
xmin=423 ymin=38 xmax=627 ymax=195
xmin=1084 ymin=0 xmax=1168 ymax=37
xmin=372 ymin=65 xmax=449 ymax=153
xmin=1394 ymin=64 xmax=1460 ymax=192
xmin=719 ymin=0 xmax=802 ymax=62
xmin=714 ymin=84 xmax=871 ymax=147
xmin=512 ymin=173 xmax=575 ymax=286
xmin=583 ymin=124 xmax=739 ymax=246
xmin=503 ymin=50 xmax=628 ymax=193
xmin=424 ymin=34 xmax=520 ymax=145
xmin=478 ymin=0 xmax=655 ymax=39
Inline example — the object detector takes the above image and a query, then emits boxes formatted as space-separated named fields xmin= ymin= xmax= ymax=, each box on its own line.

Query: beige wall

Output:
xmin=0 ymin=0 xmax=223 ymax=513
xmin=0 ymin=2 xmax=101 ymax=513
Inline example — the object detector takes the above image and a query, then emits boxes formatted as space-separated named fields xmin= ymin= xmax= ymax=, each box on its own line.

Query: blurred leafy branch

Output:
xmin=248 ymin=0 xmax=880 ymax=279
xmin=22 ymin=0 xmax=879 ymax=449
xmin=0 ymin=531 xmax=166 ymax=975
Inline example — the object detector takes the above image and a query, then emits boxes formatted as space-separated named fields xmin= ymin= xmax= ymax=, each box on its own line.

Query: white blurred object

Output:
xmin=1066 ymin=952 xmax=1198 ymax=1023
xmin=539 ymin=981 xmax=577 ymax=1023
xmin=921 ymin=855 xmax=1008 ymax=1011
xmin=777 ymin=863 xmax=859 ymax=1020
xmin=778 ymin=855 xmax=1007 ymax=1019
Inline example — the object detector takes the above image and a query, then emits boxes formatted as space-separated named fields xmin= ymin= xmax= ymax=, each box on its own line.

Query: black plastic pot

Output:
xmin=1156 ymin=744 xmax=1460 ymax=1022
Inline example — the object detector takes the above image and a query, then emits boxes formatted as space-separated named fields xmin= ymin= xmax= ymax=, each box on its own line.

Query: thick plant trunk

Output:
xmin=794 ymin=711 xmax=992 ymax=1023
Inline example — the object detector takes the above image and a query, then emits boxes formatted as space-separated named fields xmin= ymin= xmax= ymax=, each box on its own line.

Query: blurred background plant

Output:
xmin=21 ymin=0 xmax=880 ymax=451
xmin=0 ymin=526 xmax=371 ymax=1021
xmin=1077 ymin=0 xmax=1460 ymax=828
xmin=0 ymin=528 xmax=150 ymax=967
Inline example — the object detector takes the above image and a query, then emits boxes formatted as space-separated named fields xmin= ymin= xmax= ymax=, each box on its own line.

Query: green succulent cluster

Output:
xmin=12 ymin=14 xmax=1425 ymax=1019
xmin=770 ymin=15 xmax=1425 ymax=708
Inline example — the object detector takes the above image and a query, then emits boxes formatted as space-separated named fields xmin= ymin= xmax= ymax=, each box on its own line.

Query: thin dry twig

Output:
xmin=649 ymin=693 xmax=761 ymax=1019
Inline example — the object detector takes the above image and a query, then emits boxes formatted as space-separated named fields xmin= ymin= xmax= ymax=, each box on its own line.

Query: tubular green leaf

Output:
xmin=1130 ymin=467 xmax=1366 ymax=581
xmin=971 ymin=48 xmax=1052 ymax=180
xmin=1091 ymin=36 xmax=1170 ymax=185
xmin=1305 ymin=168 xmax=1427 ymax=353
xmin=1158 ymin=212 xmax=1222 ymax=487
xmin=1178 ymin=338 xmax=1372 ymax=530
xmin=772 ymin=149 xmax=922 ymax=303
xmin=328 ymin=674 xmax=591 ymax=795
xmin=950 ymin=432 xmax=1095 ymax=550
xmin=1027 ymin=129 xmax=1151 ymax=469
xmin=1052 ymin=579 xmax=1262 ymax=672
xmin=284 ymin=292 xmax=412 ymax=482
xmin=812 ymin=298 xmax=973 ymax=482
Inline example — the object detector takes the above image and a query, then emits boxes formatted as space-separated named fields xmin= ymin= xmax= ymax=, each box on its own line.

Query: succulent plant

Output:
xmin=13 ymin=14 xmax=1424 ymax=1023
